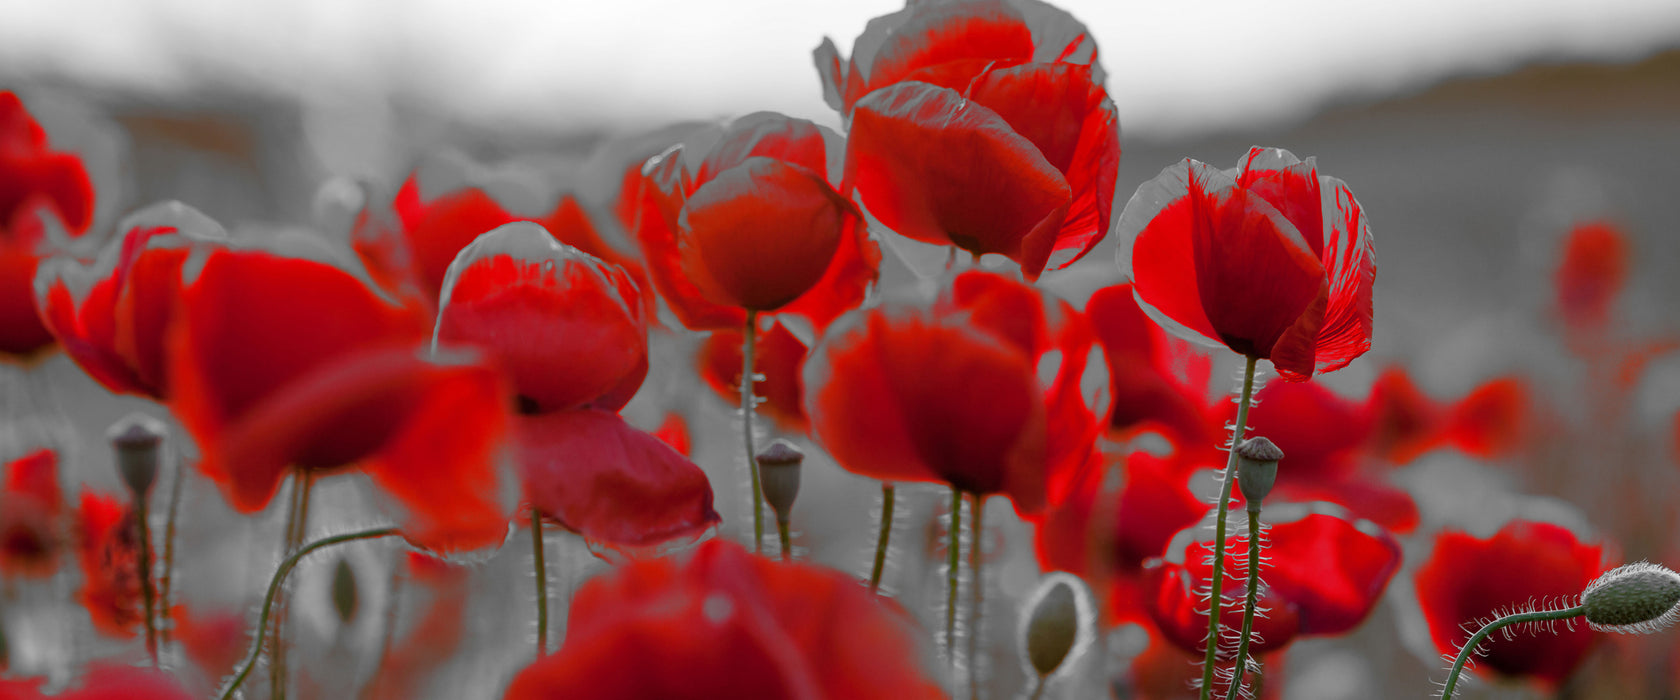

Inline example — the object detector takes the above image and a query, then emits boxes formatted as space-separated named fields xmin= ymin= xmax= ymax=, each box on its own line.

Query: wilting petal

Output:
xmin=516 ymin=409 xmax=719 ymax=550
xmin=699 ymin=320 xmax=810 ymax=434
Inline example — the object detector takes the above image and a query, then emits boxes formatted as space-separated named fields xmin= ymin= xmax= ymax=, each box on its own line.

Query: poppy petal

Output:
xmin=1312 ymin=178 xmax=1377 ymax=375
xmin=1261 ymin=512 xmax=1402 ymax=635
xmin=633 ymin=145 xmax=746 ymax=330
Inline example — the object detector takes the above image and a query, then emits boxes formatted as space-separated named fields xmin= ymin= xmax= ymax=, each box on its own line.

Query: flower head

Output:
xmin=1 ymin=91 xmax=96 ymax=360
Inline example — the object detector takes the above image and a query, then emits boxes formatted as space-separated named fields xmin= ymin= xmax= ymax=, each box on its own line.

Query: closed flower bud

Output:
xmin=756 ymin=440 xmax=804 ymax=525
xmin=1236 ymin=436 xmax=1283 ymax=513
xmin=1582 ymin=562 xmax=1680 ymax=634
xmin=1018 ymin=572 xmax=1096 ymax=680
xmin=108 ymin=413 xmax=167 ymax=497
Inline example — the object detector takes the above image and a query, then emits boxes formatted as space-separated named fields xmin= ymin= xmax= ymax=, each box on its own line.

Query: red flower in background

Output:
xmin=75 ymin=491 xmax=144 ymax=638
xmin=36 ymin=203 xmax=224 ymax=401
xmin=650 ymin=412 xmax=692 ymax=457
xmin=0 ymin=448 xmax=63 ymax=578
xmin=1364 ymin=365 xmax=1531 ymax=464
xmin=1120 ymin=147 xmax=1375 ymax=381
xmin=503 ymin=539 xmax=946 ymax=700
xmin=168 ymin=246 xmax=513 ymax=553
xmin=1 ymin=91 xmax=95 ymax=360
xmin=171 ymin=604 xmax=247 ymax=683
xmin=633 ymin=112 xmax=877 ymax=331
xmin=1146 ymin=510 xmax=1401 ymax=658
xmin=362 ymin=552 xmax=473 ymax=700
xmin=698 ymin=319 xmax=810 ymax=434
xmin=1086 ymin=283 xmax=1217 ymax=450
xmin=1553 ymin=220 xmax=1628 ymax=332
xmin=1414 ymin=520 xmax=1605 ymax=688
xmin=0 ymin=664 xmax=193 ymax=700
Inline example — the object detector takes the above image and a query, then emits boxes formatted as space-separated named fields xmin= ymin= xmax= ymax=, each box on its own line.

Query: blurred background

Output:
xmin=5 ymin=0 xmax=1680 ymax=698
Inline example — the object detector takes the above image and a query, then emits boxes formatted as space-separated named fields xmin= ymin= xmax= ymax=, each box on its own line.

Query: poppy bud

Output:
xmin=1582 ymin=562 xmax=1680 ymax=634
xmin=1235 ymin=437 xmax=1283 ymax=513
xmin=1019 ymin=572 xmax=1095 ymax=680
xmin=332 ymin=557 xmax=358 ymax=625
xmin=108 ymin=413 xmax=167 ymax=497
xmin=756 ymin=440 xmax=804 ymax=526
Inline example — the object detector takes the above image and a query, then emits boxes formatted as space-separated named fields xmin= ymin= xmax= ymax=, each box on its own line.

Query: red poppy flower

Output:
xmin=75 ymin=491 xmax=144 ymax=638
xmin=650 ymin=411 xmax=692 ymax=457
xmin=698 ymin=319 xmax=810 ymax=434
xmin=0 ymin=664 xmax=194 ymax=700
xmin=1553 ymin=220 xmax=1627 ymax=332
xmin=1 ymin=91 xmax=96 ymax=360
xmin=504 ymin=539 xmax=945 ymax=700
xmin=1364 ymin=365 xmax=1531 ymax=465
xmin=0 ymin=448 xmax=62 ymax=578
xmin=36 ymin=203 xmax=224 ymax=400
xmin=168 ymin=246 xmax=513 ymax=553
xmin=633 ymin=112 xmax=876 ymax=331
xmin=1120 ymin=147 xmax=1376 ymax=381
xmin=805 ymin=270 xmax=1097 ymax=514
xmin=1414 ymin=520 xmax=1606 ymax=688
xmin=171 ymin=604 xmax=246 ymax=682
xmin=1086 ymin=283 xmax=1218 ymax=450
xmin=1146 ymin=510 xmax=1401 ymax=659
xmin=434 ymin=222 xmax=647 ymax=414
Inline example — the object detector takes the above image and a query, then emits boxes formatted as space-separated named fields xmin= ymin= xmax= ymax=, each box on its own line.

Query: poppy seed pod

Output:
xmin=332 ymin=557 xmax=358 ymax=626
xmin=1236 ymin=436 xmax=1283 ymax=513
xmin=108 ymin=412 xmax=167 ymax=497
xmin=1018 ymin=572 xmax=1096 ymax=680
xmin=1582 ymin=562 xmax=1680 ymax=634
xmin=756 ymin=439 xmax=804 ymax=526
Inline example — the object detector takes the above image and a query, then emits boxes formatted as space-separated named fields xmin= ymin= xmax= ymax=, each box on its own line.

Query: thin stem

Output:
xmin=777 ymin=519 xmax=792 ymax=562
xmin=1225 ymin=510 xmax=1264 ymax=700
xmin=158 ymin=452 xmax=186 ymax=649
xmin=218 ymin=527 xmax=401 ymax=700
xmin=1441 ymin=605 xmax=1586 ymax=699
xmin=531 ymin=506 xmax=548 ymax=656
xmin=134 ymin=499 xmax=158 ymax=667
xmin=1199 ymin=355 xmax=1259 ymax=700
xmin=271 ymin=473 xmax=314 ymax=700
xmin=967 ymin=493 xmax=985 ymax=700
xmin=1027 ymin=675 xmax=1047 ymax=700
xmin=945 ymin=487 xmax=963 ymax=666
xmin=869 ymin=483 xmax=895 ymax=593
xmin=741 ymin=310 xmax=763 ymax=554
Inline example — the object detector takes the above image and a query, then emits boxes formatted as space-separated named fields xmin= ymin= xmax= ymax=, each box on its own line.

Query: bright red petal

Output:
xmin=0 ymin=92 xmax=95 ymax=237
xmin=1445 ymin=376 xmax=1529 ymax=459
xmin=632 ymin=145 xmax=747 ymax=330
xmin=1261 ymin=512 xmax=1401 ymax=635
xmin=1554 ymin=220 xmax=1628 ymax=330
xmin=845 ymin=0 xmax=1034 ymax=116
xmin=1312 ymin=178 xmax=1376 ymax=375
xmin=698 ymin=321 xmax=810 ymax=434
xmin=695 ymin=113 xmax=829 ymax=188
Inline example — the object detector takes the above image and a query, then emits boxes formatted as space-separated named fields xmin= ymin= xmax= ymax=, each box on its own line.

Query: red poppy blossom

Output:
xmin=650 ymin=411 xmax=692 ymax=457
xmin=1120 ymin=147 xmax=1376 ymax=381
xmin=698 ymin=319 xmax=810 ymax=434
xmin=0 ymin=664 xmax=194 ymax=700
xmin=433 ymin=222 xmax=647 ymax=414
xmin=503 ymin=538 xmax=945 ymax=700
xmin=1553 ymin=220 xmax=1628 ymax=331
xmin=171 ymin=604 xmax=247 ymax=682
xmin=1 ymin=91 xmax=96 ymax=360
xmin=36 ymin=203 xmax=225 ymax=400
xmin=633 ymin=112 xmax=876 ymax=331
xmin=1145 ymin=510 xmax=1401 ymax=659
xmin=1 ymin=448 xmax=63 ymax=578
xmin=1086 ymin=283 xmax=1218 ymax=450
xmin=168 ymin=247 xmax=513 ymax=553
xmin=75 ymin=491 xmax=144 ymax=638
xmin=1363 ymin=365 xmax=1531 ymax=465
xmin=1415 ymin=521 xmax=1606 ymax=688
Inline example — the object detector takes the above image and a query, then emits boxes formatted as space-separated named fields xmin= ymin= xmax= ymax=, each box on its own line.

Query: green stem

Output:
xmin=270 ymin=473 xmax=313 ymax=700
xmin=134 ymin=498 xmax=158 ymax=667
xmin=869 ymin=483 xmax=895 ymax=593
xmin=1225 ymin=510 xmax=1264 ymax=700
xmin=218 ymin=527 xmax=401 ymax=700
xmin=967 ymin=493 xmax=985 ymax=700
xmin=1441 ymin=605 xmax=1586 ymax=699
xmin=945 ymin=487 xmax=963 ymax=666
xmin=531 ymin=506 xmax=548 ymax=655
xmin=777 ymin=519 xmax=792 ymax=562
xmin=158 ymin=452 xmax=186 ymax=650
xmin=741 ymin=310 xmax=763 ymax=554
xmin=1199 ymin=355 xmax=1259 ymax=700
xmin=1027 ymin=675 xmax=1046 ymax=700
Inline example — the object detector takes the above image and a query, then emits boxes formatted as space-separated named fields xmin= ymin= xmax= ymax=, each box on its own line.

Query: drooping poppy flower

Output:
xmin=1414 ymin=520 xmax=1606 ymax=688
xmin=1553 ymin=220 xmax=1628 ymax=332
xmin=698 ymin=319 xmax=810 ymax=434
xmin=503 ymin=539 xmax=946 ymax=700
xmin=0 ymin=448 xmax=63 ymax=578
xmin=1086 ymin=283 xmax=1217 ymax=451
xmin=35 ymin=202 xmax=225 ymax=400
xmin=1 ymin=91 xmax=96 ymax=360
xmin=633 ymin=112 xmax=876 ymax=331
xmin=1119 ymin=147 xmax=1376 ymax=381
xmin=75 ymin=491 xmax=144 ymax=638
xmin=0 ymin=664 xmax=194 ymax=700
xmin=1145 ymin=510 xmax=1401 ymax=660
xmin=168 ymin=245 xmax=513 ymax=553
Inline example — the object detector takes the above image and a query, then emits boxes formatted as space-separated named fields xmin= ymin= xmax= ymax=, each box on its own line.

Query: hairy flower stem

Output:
xmin=777 ymin=520 xmax=793 ymax=562
xmin=967 ymin=493 xmax=985 ymax=700
xmin=531 ymin=506 xmax=549 ymax=655
xmin=1441 ymin=605 xmax=1586 ymax=699
xmin=158 ymin=453 xmax=186 ymax=649
xmin=945 ymin=487 xmax=963 ymax=667
xmin=270 ymin=473 xmax=314 ymax=700
xmin=1199 ymin=355 xmax=1259 ymax=700
xmin=218 ymin=527 xmax=401 ymax=700
xmin=741 ymin=310 xmax=764 ymax=554
xmin=1225 ymin=509 xmax=1264 ymax=700
xmin=134 ymin=497 xmax=158 ymax=667
xmin=869 ymin=483 xmax=895 ymax=593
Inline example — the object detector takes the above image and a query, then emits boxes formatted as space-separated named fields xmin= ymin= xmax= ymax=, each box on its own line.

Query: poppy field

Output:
xmin=3 ymin=1 xmax=1680 ymax=698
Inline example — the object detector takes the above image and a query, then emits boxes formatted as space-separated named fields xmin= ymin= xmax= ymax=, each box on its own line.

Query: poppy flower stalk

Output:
xmin=968 ymin=492 xmax=986 ymax=700
xmin=110 ymin=413 xmax=165 ymax=667
xmin=158 ymin=449 xmax=185 ymax=649
xmin=743 ymin=310 xmax=765 ymax=553
xmin=870 ymin=483 xmax=896 ymax=593
xmin=946 ymin=488 xmax=964 ymax=669
xmin=270 ymin=473 xmax=315 ymax=699
xmin=1225 ymin=437 xmax=1282 ymax=700
xmin=531 ymin=506 xmax=549 ymax=655
xmin=1199 ymin=356 xmax=1259 ymax=700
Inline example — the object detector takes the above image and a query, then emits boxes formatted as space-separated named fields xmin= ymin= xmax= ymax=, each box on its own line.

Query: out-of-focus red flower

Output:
xmin=1443 ymin=377 xmax=1530 ymax=459
xmin=1554 ymin=221 xmax=1628 ymax=332
xmin=1120 ymin=147 xmax=1375 ymax=381
xmin=1364 ymin=366 xmax=1443 ymax=464
xmin=0 ymin=664 xmax=194 ymax=700
xmin=503 ymin=539 xmax=946 ymax=700
xmin=362 ymin=553 xmax=472 ymax=700
xmin=170 ymin=604 xmax=246 ymax=683
xmin=1414 ymin=520 xmax=1606 ymax=688
xmin=168 ymin=247 xmax=513 ymax=554
xmin=650 ymin=411 xmax=692 ymax=457
xmin=1 ymin=91 xmax=96 ymax=360
xmin=698 ymin=319 xmax=810 ymax=434
xmin=0 ymin=448 xmax=63 ymax=578
xmin=1363 ymin=365 xmax=1531 ymax=465
xmin=1146 ymin=511 xmax=1401 ymax=659
xmin=634 ymin=112 xmax=876 ymax=331
xmin=36 ymin=203 xmax=224 ymax=400
xmin=805 ymin=270 xmax=1097 ymax=515
xmin=1086 ymin=283 xmax=1217 ymax=450
xmin=75 ymin=491 xmax=144 ymax=638
xmin=434 ymin=222 xmax=647 ymax=414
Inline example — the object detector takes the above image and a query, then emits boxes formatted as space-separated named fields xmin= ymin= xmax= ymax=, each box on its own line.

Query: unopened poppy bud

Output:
xmin=1582 ymin=562 xmax=1680 ymax=634
xmin=756 ymin=440 xmax=803 ymax=525
xmin=1236 ymin=436 xmax=1283 ymax=513
xmin=332 ymin=557 xmax=358 ymax=625
xmin=108 ymin=413 xmax=167 ymax=497
xmin=1018 ymin=572 xmax=1096 ymax=680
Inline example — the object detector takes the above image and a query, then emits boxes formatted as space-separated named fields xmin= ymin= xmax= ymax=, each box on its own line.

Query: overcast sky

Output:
xmin=2 ymin=0 xmax=1678 ymax=139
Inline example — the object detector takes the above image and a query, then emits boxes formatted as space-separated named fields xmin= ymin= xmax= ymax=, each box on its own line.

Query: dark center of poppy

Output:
xmin=516 ymin=395 xmax=543 ymax=415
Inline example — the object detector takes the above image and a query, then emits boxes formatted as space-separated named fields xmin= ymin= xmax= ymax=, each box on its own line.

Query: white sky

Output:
xmin=1 ymin=0 xmax=1678 ymax=139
